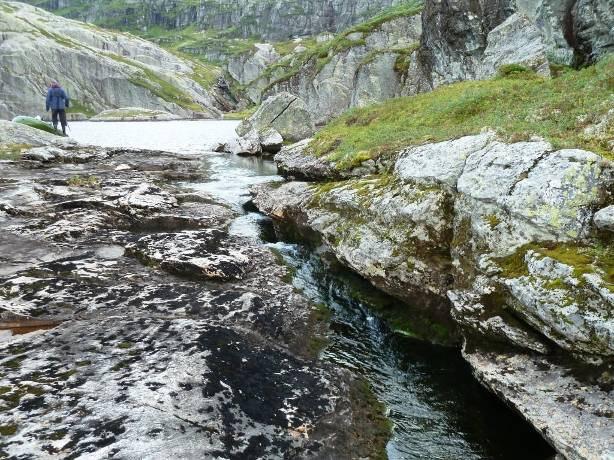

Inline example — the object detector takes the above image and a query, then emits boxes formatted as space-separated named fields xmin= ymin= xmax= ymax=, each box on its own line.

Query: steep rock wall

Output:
xmin=22 ymin=0 xmax=404 ymax=40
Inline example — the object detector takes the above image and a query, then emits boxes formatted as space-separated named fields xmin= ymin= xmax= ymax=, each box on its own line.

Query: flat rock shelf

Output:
xmin=0 ymin=121 xmax=556 ymax=459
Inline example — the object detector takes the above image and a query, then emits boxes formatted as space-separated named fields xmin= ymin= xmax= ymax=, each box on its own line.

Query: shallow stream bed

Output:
xmin=64 ymin=121 xmax=555 ymax=458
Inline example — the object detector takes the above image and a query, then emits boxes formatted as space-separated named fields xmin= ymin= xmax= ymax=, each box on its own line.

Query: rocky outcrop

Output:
xmin=246 ymin=14 xmax=423 ymax=124
xmin=414 ymin=0 xmax=613 ymax=91
xmin=21 ymin=0 xmax=404 ymax=41
xmin=0 ymin=121 xmax=384 ymax=458
xmin=252 ymin=133 xmax=614 ymax=458
xmin=228 ymin=43 xmax=281 ymax=86
xmin=465 ymin=348 xmax=614 ymax=460
xmin=233 ymin=0 xmax=611 ymax=125
xmin=274 ymin=139 xmax=350 ymax=180
xmin=0 ymin=1 xmax=228 ymax=120
xmin=229 ymin=93 xmax=315 ymax=153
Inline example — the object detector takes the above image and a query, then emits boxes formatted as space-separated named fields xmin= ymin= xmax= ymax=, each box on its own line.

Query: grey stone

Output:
xmin=395 ymin=132 xmax=495 ymax=187
xmin=224 ymin=133 xmax=262 ymax=156
xmin=504 ymin=251 xmax=614 ymax=356
xmin=500 ymin=149 xmax=611 ymax=240
xmin=237 ymin=93 xmax=315 ymax=142
xmin=594 ymin=205 xmax=614 ymax=232
xmin=275 ymin=139 xmax=341 ymax=180
xmin=457 ymin=140 xmax=552 ymax=201
xmin=465 ymin=348 xmax=614 ymax=460
xmin=478 ymin=13 xmax=551 ymax=78
xmin=259 ymin=127 xmax=284 ymax=153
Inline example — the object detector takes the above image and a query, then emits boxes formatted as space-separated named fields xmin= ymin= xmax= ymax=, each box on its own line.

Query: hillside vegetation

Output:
xmin=310 ymin=57 xmax=614 ymax=169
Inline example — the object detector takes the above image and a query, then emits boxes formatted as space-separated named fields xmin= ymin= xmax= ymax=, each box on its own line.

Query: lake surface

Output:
xmin=69 ymin=120 xmax=554 ymax=459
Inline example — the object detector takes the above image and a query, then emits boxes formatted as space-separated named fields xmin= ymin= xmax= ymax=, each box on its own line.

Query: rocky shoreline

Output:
xmin=0 ymin=121 xmax=388 ymax=458
xmin=251 ymin=133 xmax=614 ymax=459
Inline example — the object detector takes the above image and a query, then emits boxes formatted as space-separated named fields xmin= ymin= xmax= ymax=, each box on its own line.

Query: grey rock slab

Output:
xmin=126 ymin=230 xmax=252 ymax=281
xmin=275 ymin=139 xmax=342 ymax=180
xmin=457 ymin=140 xmax=552 ymax=201
xmin=395 ymin=132 xmax=496 ymax=187
xmin=465 ymin=348 xmax=614 ymax=460
xmin=0 ymin=317 xmax=352 ymax=459
xmin=479 ymin=13 xmax=551 ymax=78
xmin=504 ymin=251 xmax=614 ymax=356
xmin=500 ymin=149 xmax=611 ymax=240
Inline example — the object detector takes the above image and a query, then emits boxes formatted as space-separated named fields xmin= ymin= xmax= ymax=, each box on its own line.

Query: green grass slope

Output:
xmin=310 ymin=58 xmax=614 ymax=169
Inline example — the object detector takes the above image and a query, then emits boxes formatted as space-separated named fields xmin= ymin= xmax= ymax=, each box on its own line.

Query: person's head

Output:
xmin=50 ymin=80 xmax=60 ymax=88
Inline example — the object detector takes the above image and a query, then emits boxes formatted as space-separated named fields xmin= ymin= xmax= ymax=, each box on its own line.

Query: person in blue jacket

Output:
xmin=46 ymin=81 xmax=70 ymax=135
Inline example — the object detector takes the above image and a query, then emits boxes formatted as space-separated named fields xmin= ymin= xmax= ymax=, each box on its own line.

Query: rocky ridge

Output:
xmin=252 ymin=132 xmax=614 ymax=458
xmin=0 ymin=1 xmax=232 ymax=120
xmin=22 ymin=0 xmax=404 ymax=41
xmin=0 ymin=121 xmax=386 ymax=458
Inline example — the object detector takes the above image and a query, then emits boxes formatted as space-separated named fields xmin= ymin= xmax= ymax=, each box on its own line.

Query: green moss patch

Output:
xmin=311 ymin=55 xmax=614 ymax=170
xmin=496 ymin=242 xmax=614 ymax=292
xmin=348 ymin=378 xmax=392 ymax=460
xmin=67 ymin=175 xmax=100 ymax=188
xmin=0 ymin=143 xmax=31 ymax=160
xmin=224 ymin=106 xmax=257 ymax=120
xmin=0 ymin=424 xmax=17 ymax=436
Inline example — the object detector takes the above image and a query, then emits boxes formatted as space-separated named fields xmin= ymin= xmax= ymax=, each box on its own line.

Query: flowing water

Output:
xmin=69 ymin=121 xmax=554 ymax=459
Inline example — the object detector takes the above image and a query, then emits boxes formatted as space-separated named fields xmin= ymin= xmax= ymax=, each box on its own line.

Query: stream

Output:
xmin=68 ymin=120 xmax=554 ymax=459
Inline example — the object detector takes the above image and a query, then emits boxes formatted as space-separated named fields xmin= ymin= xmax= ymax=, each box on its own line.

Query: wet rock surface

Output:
xmin=253 ymin=133 xmax=614 ymax=458
xmin=0 ymin=126 xmax=374 ymax=458
xmin=465 ymin=347 xmax=614 ymax=460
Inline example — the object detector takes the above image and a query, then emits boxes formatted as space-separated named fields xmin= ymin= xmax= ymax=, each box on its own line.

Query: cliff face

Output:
xmin=242 ymin=13 xmax=423 ymax=125
xmin=0 ymin=1 xmax=231 ymax=119
xmin=415 ymin=0 xmax=614 ymax=91
xmin=22 ymin=0 xmax=404 ymax=40
xmin=228 ymin=0 xmax=611 ymax=127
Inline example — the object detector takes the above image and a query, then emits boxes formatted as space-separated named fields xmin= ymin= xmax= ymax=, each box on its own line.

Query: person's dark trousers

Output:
xmin=52 ymin=109 xmax=67 ymax=134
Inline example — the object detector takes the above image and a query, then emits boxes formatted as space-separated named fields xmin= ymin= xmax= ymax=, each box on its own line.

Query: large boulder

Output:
xmin=477 ymin=13 xmax=551 ymax=78
xmin=594 ymin=205 xmax=614 ymax=232
xmin=236 ymin=93 xmax=315 ymax=142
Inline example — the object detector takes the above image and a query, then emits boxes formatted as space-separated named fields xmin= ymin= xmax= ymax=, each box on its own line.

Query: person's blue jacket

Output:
xmin=46 ymin=86 xmax=70 ymax=111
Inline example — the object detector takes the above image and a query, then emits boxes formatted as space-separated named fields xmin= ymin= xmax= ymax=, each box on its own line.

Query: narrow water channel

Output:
xmin=69 ymin=121 xmax=555 ymax=459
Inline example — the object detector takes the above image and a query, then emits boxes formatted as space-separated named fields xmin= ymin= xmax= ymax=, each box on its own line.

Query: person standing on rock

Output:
xmin=46 ymin=81 xmax=70 ymax=135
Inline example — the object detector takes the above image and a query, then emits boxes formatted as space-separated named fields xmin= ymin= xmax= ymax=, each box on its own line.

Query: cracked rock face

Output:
xmin=236 ymin=92 xmax=316 ymax=143
xmin=464 ymin=347 xmax=614 ymax=460
xmin=252 ymin=133 xmax=614 ymax=457
xmin=0 ymin=124 xmax=371 ymax=458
